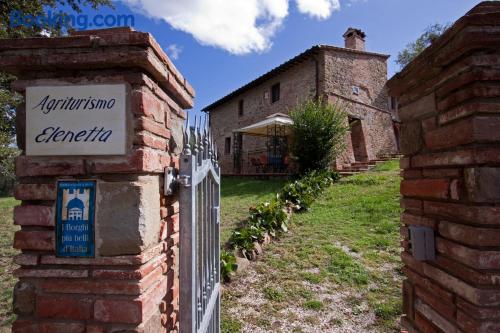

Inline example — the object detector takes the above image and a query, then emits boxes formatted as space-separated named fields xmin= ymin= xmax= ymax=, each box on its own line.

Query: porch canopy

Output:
xmin=234 ymin=113 xmax=293 ymax=136
xmin=232 ymin=113 xmax=294 ymax=174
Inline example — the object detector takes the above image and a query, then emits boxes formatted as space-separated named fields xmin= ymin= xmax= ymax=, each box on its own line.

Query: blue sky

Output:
xmin=81 ymin=0 xmax=483 ymax=117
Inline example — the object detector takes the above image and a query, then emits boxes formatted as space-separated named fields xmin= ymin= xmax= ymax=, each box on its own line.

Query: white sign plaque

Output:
xmin=26 ymin=84 xmax=127 ymax=156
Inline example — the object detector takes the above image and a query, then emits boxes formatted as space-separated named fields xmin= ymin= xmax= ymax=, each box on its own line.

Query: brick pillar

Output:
xmin=387 ymin=2 xmax=500 ymax=332
xmin=0 ymin=27 xmax=194 ymax=333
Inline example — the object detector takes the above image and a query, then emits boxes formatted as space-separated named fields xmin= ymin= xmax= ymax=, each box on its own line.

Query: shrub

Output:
xmin=220 ymin=249 xmax=238 ymax=282
xmin=280 ymin=170 xmax=339 ymax=211
xmin=223 ymin=169 xmax=340 ymax=272
xmin=228 ymin=225 xmax=264 ymax=254
xmin=289 ymin=99 xmax=349 ymax=173
xmin=248 ymin=198 xmax=288 ymax=236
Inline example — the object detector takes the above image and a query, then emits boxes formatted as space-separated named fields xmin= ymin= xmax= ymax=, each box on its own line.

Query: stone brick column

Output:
xmin=387 ymin=2 xmax=500 ymax=332
xmin=0 ymin=27 xmax=194 ymax=333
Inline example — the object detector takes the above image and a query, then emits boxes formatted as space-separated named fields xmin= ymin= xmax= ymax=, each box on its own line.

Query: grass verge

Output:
xmin=222 ymin=160 xmax=402 ymax=332
xmin=221 ymin=177 xmax=286 ymax=244
xmin=0 ymin=197 xmax=19 ymax=331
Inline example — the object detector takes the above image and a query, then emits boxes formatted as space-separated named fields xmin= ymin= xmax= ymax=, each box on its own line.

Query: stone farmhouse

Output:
xmin=203 ymin=28 xmax=399 ymax=175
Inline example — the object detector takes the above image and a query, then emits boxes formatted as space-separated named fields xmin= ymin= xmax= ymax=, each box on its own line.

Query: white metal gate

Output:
xmin=179 ymin=115 xmax=221 ymax=333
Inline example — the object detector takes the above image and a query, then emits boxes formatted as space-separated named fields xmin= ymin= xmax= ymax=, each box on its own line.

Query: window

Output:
xmin=238 ymin=99 xmax=244 ymax=116
xmin=271 ymin=83 xmax=280 ymax=103
xmin=225 ymin=137 xmax=231 ymax=155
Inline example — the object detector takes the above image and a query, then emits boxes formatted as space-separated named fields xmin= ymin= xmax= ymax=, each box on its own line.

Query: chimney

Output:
xmin=343 ymin=28 xmax=366 ymax=51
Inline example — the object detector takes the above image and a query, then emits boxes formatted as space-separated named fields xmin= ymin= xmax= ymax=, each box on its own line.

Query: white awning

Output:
xmin=234 ymin=113 xmax=293 ymax=136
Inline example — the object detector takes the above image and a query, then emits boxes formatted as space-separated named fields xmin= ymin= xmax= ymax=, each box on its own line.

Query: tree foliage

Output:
xmin=289 ymin=99 xmax=349 ymax=173
xmin=0 ymin=0 xmax=112 ymax=194
xmin=396 ymin=23 xmax=450 ymax=69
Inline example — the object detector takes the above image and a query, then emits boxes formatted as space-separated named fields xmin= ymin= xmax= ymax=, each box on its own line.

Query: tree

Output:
xmin=289 ymin=99 xmax=349 ymax=173
xmin=0 ymin=0 xmax=113 ymax=194
xmin=396 ymin=23 xmax=450 ymax=69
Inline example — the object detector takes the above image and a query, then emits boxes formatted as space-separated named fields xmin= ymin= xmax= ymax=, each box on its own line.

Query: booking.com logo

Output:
xmin=10 ymin=10 xmax=135 ymax=31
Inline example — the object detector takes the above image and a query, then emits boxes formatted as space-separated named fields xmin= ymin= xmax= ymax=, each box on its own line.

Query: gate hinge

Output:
xmin=164 ymin=167 xmax=192 ymax=195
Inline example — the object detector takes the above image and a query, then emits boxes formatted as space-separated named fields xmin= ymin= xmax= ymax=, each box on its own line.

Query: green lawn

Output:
xmin=222 ymin=160 xmax=402 ymax=332
xmin=0 ymin=197 xmax=19 ymax=331
xmin=220 ymin=177 xmax=286 ymax=244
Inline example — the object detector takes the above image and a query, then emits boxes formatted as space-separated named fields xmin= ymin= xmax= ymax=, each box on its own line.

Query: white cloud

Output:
xmin=295 ymin=0 xmax=340 ymax=19
xmin=167 ymin=44 xmax=183 ymax=60
xmin=122 ymin=0 xmax=342 ymax=54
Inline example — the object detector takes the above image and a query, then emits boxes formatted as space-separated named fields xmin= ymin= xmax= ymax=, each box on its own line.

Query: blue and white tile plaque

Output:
xmin=56 ymin=180 xmax=96 ymax=257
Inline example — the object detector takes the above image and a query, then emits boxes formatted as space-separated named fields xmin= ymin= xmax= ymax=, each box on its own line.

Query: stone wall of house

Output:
xmin=387 ymin=2 xmax=500 ymax=332
xmin=0 ymin=27 xmax=193 ymax=333
xmin=209 ymin=56 xmax=317 ymax=174
xmin=322 ymin=48 xmax=397 ymax=167
xmin=209 ymin=43 xmax=398 ymax=174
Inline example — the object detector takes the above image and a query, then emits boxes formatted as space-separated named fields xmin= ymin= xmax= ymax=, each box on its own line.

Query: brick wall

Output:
xmin=0 ymin=28 xmax=193 ymax=333
xmin=387 ymin=2 xmax=500 ymax=332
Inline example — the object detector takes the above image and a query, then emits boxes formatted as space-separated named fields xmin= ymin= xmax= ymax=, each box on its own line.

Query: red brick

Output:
xmin=401 ymin=212 xmax=437 ymax=229
xmin=457 ymin=309 xmax=500 ymax=333
xmin=435 ymin=255 xmax=500 ymax=286
xmin=12 ymin=320 xmax=85 ymax=333
xmin=14 ymin=268 xmax=88 ymax=278
xmin=14 ymin=205 xmax=53 ymax=226
xmin=415 ymin=299 xmax=458 ymax=332
xmin=449 ymin=179 xmax=461 ymax=200
xmin=134 ymin=131 xmax=168 ymax=151
xmin=400 ymin=157 xmax=411 ymax=169
xmin=402 ymin=266 xmax=454 ymax=303
xmin=464 ymin=167 xmax=500 ymax=203
xmin=439 ymin=99 xmax=500 ymax=125
xmin=90 ymin=148 xmax=165 ymax=174
xmin=85 ymin=325 xmax=106 ymax=333
xmin=422 ymin=168 xmax=461 ymax=178
xmin=166 ymin=202 xmax=179 ymax=216
xmin=424 ymin=201 xmax=500 ymax=226
xmin=422 ymin=117 xmax=437 ymax=132
xmin=423 ymin=263 xmax=500 ymax=306
xmin=15 ymin=156 xmax=85 ymax=177
xmin=436 ymin=237 xmax=500 ymax=270
xmin=159 ymin=221 xmax=168 ymax=241
xmin=414 ymin=310 xmax=442 ymax=333
xmin=14 ymin=183 xmax=56 ymax=201
xmin=398 ymin=93 xmax=436 ymax=122
xmin=437 ymin=82 xmax=500 ymax=112
xmin=401 ymin=179 xmax=449 ymax=199
xmin=403 ymin=280 xmax=415 ymax=320
xmin=36 ymin=295 xmax=92 ymax=320
xmin=401 ymin=226 xmax=409 ymax=239
xmin=94 ymin=298 xmax=143 ymax=324
xmin=439 ymin=221 xmax=500 ymax=247
xmin=131 ymin=88 xmax=166 ymax=123
xmin=457 ymin=297 xmax=500 ymax=320
xmin=92 ymin=254 xmax=166 ymax=280
xmin=136 ymin=116 xmax=171 ymax=139
xmin=401 ymin=169 xmax=422 ymax=179
xmin=424 ymin=116 xmax=500 ymax=150
xmin=412 ymin=147 xmax=500 ymax=168
xmin=400 ymin=198 xmax=423 ymax=214
xmin=13 ymin=230 xmax=54 ymax=251
xmin=41 ymin=279 xmax=143 ymax=295
xmin=13 ymin=254 xmax=38 ymax=266
xmin=415 ymin=286 xmax=455 ymax=321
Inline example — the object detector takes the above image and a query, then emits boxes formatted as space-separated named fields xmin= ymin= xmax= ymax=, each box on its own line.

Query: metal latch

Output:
xmin=164 ymin=167 xmax=178 ymax=196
